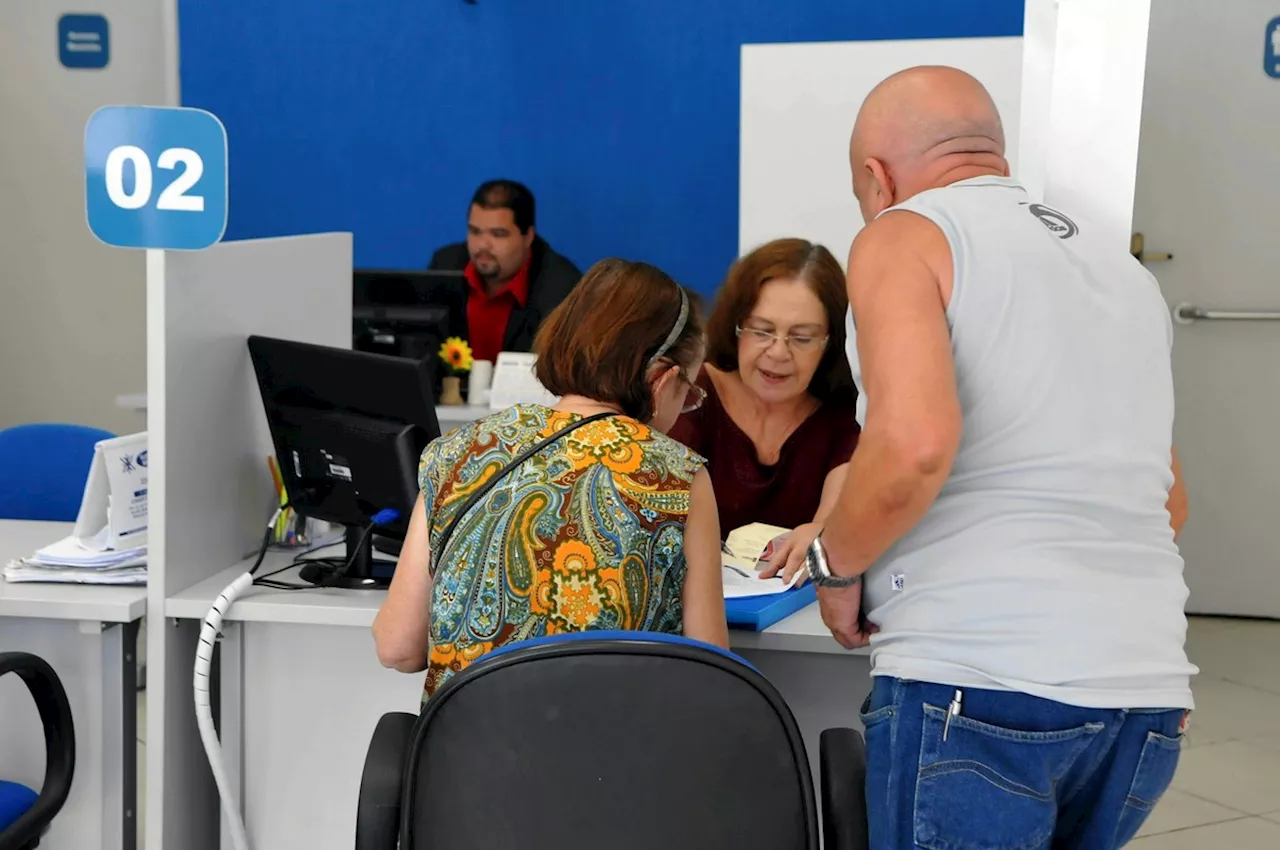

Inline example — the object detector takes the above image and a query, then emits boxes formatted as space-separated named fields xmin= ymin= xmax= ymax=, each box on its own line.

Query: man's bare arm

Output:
xmin=1168 ymin=448 xmax=1188 ymax=539
xmin=821 ymin=211 xmax=962 ymax=578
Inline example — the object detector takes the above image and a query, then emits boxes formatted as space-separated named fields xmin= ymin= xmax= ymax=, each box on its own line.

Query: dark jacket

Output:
xmin=427 ymin=236 xmax=583 ymax=354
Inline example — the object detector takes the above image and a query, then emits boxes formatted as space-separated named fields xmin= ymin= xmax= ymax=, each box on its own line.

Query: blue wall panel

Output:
xmin=178 ymin=0 xmax=1022 ymax=293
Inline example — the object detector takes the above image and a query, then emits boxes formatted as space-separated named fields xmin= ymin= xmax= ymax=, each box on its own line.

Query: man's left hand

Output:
xmin=819 ymin=582 xmax=877 ymax=649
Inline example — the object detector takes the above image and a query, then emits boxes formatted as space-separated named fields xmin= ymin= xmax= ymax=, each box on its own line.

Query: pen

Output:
xmin=942 ymin=689 xmax=963 ymax=742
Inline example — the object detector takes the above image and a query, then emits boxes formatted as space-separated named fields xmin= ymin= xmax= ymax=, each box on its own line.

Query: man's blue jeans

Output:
xmin=861 ymin=677 xmax=1185 ymax=850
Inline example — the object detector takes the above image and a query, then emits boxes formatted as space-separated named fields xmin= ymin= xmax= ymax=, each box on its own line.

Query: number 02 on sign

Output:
xmin=84 ymin=105 xmax=228 ymax=251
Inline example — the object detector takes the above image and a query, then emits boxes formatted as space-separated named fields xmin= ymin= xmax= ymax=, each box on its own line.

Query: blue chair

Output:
xmin=0 ymin=652 xmax=77 ymax=849
xmin=0 ymin=423 xmax=115 ymax=521
xmin=354 ymin=632 xmax=867 ymax=850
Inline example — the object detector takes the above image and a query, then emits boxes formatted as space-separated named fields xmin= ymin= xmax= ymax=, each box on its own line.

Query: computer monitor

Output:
xmin=247 ymin=335 xmax=441 ymax=589
xmin=352 ymin=268 xmax=465 ymax=362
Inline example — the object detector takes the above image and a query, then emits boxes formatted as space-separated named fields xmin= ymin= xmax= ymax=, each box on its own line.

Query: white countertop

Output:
xmin=436 ymin=404 xmax=488 ymax=424
xmin=115 ymin=391 xmax=487 ymax=428
xmin=165 ymin=547 xmax=862 ymax=656
xmin=0 ymin=520 xmax=148 ymax=622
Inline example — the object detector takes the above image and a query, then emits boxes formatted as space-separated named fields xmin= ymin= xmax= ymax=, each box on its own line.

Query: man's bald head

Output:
xmin=850 ymin=66 xmax=1009 ymax=222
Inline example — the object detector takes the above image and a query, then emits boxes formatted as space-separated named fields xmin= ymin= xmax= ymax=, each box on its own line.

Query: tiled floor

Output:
xmin=1131 ymin=616 xmax=1280 ymax=846
xmin=131 ymin=616 xmax=1280 ymax=848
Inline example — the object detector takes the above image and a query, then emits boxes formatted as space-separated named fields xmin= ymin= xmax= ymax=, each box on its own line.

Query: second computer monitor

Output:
xmin=352 ymin=268 xmax=464 ymax=361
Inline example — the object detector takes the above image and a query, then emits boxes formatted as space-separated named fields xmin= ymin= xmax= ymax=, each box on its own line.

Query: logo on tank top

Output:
xmin=1021 ymin=202 xmax=1079 ymax=239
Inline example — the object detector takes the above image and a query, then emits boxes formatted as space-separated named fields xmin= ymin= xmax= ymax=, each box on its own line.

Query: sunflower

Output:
xmin=438 ymin=337 xmax=474 ymax=375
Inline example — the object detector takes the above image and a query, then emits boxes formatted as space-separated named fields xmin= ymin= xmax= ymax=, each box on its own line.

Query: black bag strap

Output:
xmin=430 ymin=410 xmax=617 ymax=575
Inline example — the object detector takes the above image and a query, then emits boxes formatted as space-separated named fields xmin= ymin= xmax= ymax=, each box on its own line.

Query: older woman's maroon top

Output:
xmin=670 ymin=369 xmax=859 ymax=534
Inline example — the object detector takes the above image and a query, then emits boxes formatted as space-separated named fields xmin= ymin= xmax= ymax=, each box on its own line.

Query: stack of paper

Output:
xmin=4 ymin=536 xmax=147 ymax=585
xmin=721 ymin=522 xmax=804 ymax=599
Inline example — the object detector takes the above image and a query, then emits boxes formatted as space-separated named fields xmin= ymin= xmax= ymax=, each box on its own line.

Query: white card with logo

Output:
xmin=487 ymin=352 xmax=558 ymax=410
xmin=73 ymin=431 xmax=149 ymax=551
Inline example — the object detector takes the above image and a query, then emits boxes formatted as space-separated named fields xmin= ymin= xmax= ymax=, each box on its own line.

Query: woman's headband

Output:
xmin=647 ymin=286 xmax=690 ymax=366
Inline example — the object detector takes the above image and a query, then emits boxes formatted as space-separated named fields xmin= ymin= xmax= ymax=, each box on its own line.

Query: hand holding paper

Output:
xmin=721 ymin=522 xmax=806 ymax=598
xmin=757 ymin=521 xmax=822 ymax=585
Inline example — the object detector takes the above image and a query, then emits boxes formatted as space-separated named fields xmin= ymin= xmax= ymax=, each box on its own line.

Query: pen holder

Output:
xmin=272 ymin=513 xmax=337 ymax=549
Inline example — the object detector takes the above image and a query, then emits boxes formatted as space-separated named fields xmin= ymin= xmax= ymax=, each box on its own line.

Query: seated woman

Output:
xmin=373 ymin=258 xmax=729 ymax=701
xmin=670 ymin=238 xmax=858 ymax=580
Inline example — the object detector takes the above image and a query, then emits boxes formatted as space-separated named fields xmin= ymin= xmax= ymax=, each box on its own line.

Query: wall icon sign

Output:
xmin=1266 ymin=17 xmax=1280 ymax=79
xmin=58 ymin=14 xmax=110 ymax=70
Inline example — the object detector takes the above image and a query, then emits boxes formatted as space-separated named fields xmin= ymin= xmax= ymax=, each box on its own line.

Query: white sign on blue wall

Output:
xmin=84 ymin=106 xmax=228 ymax=251
xmin=58 ymin=14 xmax=110 ymax=69
xmin=1267 ymin=17 xmax=1280 ymax=79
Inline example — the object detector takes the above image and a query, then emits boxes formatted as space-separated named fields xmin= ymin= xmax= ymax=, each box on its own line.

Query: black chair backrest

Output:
xmin=399 ymin=633 xmax=819 ymax=850
xmin=0 ymin=652 xmax=76 ymax=849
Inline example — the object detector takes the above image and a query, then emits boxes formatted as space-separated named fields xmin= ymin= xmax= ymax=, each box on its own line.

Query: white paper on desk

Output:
xmin=487 ymin=352 xmax=558 ymax=410
xmin=30 ymin=536 xmax=147 ymax=568
xmin=4 ymin=559 xmax=147 ymax=585
xmin=73 ymin=432 xmax=148 ymax=551
xmin=722 ymin=562 xmax=801 ymax=598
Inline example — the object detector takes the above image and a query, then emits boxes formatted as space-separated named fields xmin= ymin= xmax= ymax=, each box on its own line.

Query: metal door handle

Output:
xmin=1174 ymin=303 xmax=1280 ymax=324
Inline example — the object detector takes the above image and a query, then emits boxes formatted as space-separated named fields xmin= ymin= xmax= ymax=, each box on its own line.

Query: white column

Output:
xmin=1035 ymin=0 xmax=1153 ymax=253
xmin=1016 ymin=0 xmax=1059 ymax=201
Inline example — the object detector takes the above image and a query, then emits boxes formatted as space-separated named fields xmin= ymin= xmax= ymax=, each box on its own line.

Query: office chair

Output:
xmin=0 ymin=423 xmax=115 ymax=521
xmin=355 ymin=632 xmax=868 ymax=850
xmin=0 ymin=652 xmax=77 ymax=850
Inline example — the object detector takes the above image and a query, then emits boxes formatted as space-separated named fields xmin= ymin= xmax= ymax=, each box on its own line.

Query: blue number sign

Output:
xmin=1267 ymin=17 xmax=1280 ymax=79
xmin=84 ymin=106 xmax=228 ymax=251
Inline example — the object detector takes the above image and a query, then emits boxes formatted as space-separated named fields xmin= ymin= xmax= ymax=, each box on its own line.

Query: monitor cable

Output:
xmin=194 ymin=503 xmax=399 ymax=850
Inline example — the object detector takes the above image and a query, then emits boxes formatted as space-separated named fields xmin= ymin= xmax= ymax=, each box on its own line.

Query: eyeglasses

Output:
xmin=679 ymin=373 xmax=707 ymax=414
xmin=735 ymin=325 xmax=829 ymax=353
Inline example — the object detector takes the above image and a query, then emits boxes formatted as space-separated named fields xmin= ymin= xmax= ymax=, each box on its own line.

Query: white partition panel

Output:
xmin=1041 ymin=0 xmax=1152 ymax=253
xmin=1018 ymin=0 xmax=1059 ymax=201
xmin=145 ymin=233 xmax=352 ymax=850
xmin=740 ymin=37 xmax=1024 ymax=264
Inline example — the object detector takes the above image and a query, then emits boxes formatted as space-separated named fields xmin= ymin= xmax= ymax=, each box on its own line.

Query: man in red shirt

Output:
xmin=428 ymin=180 xmax=583 ymax=363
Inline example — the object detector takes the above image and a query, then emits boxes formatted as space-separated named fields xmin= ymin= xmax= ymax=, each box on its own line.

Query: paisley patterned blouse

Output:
xmin=418 ymin=404 xmax=705 ymax=701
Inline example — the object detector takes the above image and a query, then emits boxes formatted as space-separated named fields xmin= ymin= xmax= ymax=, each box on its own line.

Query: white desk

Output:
xmin=0 ymin=520 xmax=147 ymax=850
xmin=166 ymin=548 xmax=871 ymax=850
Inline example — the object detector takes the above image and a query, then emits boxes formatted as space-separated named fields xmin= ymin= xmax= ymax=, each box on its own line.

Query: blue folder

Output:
xmin=725 ymin=583 xmax=818 ymax=631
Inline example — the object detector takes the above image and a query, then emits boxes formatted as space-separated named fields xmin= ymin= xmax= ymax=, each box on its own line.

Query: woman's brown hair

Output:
xmin=704 ymin=238 xmax=855 ymax=403
xmin=535 ymin=259 xmax=703 ymax=423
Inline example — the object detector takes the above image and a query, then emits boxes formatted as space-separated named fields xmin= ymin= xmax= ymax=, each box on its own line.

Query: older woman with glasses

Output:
xmin=670 ymin=239 xmax=859 ymax=582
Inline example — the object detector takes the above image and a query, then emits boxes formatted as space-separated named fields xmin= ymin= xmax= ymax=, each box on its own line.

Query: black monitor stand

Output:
xmin=298 ymin=525 xmax=398 ymax=590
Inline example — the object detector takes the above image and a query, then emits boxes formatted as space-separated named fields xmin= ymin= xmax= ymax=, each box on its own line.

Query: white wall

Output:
xmin=739 ymin=37 xmax=1024 ymax=264
xmin=0 ymin=1 xmax=175 ymax=435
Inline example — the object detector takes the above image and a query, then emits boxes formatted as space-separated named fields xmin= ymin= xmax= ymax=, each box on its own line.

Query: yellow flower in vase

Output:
xmin=438 ymin=337 xmax=474 ymax=376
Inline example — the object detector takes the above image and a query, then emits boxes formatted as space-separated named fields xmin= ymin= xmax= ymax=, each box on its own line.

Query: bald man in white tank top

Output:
xmin=789 ymin=67 xmax=1195 ymax=849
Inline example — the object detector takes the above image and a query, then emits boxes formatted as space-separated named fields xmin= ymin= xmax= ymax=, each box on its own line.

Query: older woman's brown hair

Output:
xmin=704 ymin=238 xmax=855 ymax=402
xmin=535 ymin=259 xmax=703 ymax=423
